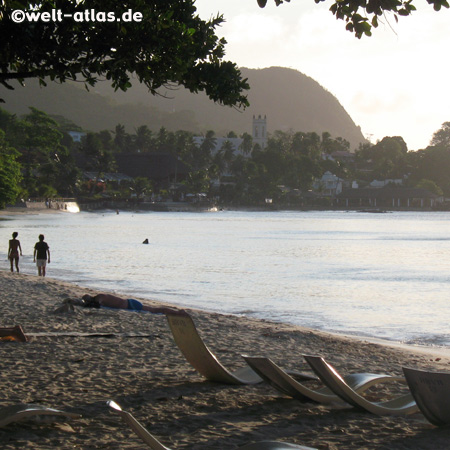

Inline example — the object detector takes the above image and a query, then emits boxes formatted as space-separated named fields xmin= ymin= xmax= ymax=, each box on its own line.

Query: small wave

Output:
xmin=404 ymin=335 xmax=450 ymax=348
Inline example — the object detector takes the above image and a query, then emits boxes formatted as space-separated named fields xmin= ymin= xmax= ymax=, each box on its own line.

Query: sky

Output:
xmin=195 ymin=0 xmax=450 ymax=151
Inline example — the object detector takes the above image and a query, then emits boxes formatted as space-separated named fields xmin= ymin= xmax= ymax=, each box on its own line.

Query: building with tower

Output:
xmin=252 ymin=114 xmax=267 ymax=149
xmin=193 ymin=114 xmax=268 ymax=156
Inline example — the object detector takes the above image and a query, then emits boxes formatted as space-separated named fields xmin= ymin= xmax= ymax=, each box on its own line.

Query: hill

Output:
xmin=0 ymin=67 xmax=366 ymax=149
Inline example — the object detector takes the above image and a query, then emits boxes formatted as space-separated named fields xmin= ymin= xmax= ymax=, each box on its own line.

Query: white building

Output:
xmin=312 ymin=171 xmax=343 ymax=196
xmin=369 ymin=178 xmax=403 ymax=188
xmin=68 ymin=131 xmax=86 ymax=142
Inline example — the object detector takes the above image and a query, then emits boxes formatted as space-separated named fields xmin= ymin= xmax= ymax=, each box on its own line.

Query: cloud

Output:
xmin=224 ymin=13 xmax=285 ymax=44
xmin=351 ymin=92 xmax=412 ymax=115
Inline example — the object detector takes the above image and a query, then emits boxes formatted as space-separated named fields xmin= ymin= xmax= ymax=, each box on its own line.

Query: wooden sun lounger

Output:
xmin=403 ymin=366 xmax=450 ymax=426
xmin=0 ymin=404 xmax=81 ymax=427
xmin=304 ymin=355 xmax=418 ymax=416
xmin=107 ymin=400 xmax=317 ymax=450
xmin=242 ymin=355 xmax=405 ymax=405
xmin=165 ymin=313 xmax=315 ymax=385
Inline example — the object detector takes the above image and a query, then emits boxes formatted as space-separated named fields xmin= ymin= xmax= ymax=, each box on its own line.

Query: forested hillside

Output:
xmin=0 ymin=67 xmax=366 ymax=149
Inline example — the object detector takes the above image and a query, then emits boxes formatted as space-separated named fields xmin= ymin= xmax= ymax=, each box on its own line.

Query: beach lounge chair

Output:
xmin=303 ymin=355 xmax=418 ymax=416
xmin=107 ymin=400 xmax=317 ymax=449
xmin=242 ymin=355 xmax=406 ymax=404
xmin=0 ymin=404 xmax=81 ymax=427
xmin=403 ymin=366 xmax=450 ymax=426
xmin=165 ymin=312 xmax=263 ymax=384
xmin=166 ymin=313 xmax=317 ymax=385
xmin=166 ymin=313 xmax=319 ymax=386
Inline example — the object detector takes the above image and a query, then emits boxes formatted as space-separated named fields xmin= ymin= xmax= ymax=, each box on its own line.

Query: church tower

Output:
xmin=252 ymin=115 xmax=267 ymax=149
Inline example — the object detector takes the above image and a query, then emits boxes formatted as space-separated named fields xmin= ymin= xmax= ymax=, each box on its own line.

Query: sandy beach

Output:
xmin=1 ymin=270 xmax=450 ymax=449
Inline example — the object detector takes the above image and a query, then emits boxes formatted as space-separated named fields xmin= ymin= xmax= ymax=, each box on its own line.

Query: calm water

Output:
xmin=1 ymin=209 xmax=450 ymax=349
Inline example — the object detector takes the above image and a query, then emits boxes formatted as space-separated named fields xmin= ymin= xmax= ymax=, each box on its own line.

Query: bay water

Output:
xmin=2 ymin=209 xmax=450 ymax=350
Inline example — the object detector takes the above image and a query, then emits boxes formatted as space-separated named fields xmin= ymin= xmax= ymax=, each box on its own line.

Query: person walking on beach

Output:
xmin=33 ymin=234 xmax=50 ymax=277
xmin=8 ymin=231 xmax=22 ymax=272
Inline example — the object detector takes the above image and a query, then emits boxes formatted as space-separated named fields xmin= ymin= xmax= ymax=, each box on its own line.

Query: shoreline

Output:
xmin=2 ymin=202 xmax=448 ymax=218
xmin=0 ymin=206 xmax=65 ymax=216
xmin=2 ymin=271 xmax=450 ymax=449
xmin=2 ymin=204 xmax=449 ymax=359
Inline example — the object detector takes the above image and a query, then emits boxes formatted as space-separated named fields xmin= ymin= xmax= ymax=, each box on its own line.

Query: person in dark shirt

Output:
xmin=33 ymin=234 xmax=50 ymax=277
xmin=8 ymin=231 xmax=22 ymax=273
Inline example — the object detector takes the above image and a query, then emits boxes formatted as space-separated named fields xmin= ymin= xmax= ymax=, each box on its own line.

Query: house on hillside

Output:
xmin=335 ymin=187 xmax=443 ymax=209
xmin=68 ymin=131 xmax=86 ymax=142
xmin=369 ymin=178 xmax=403 ymax=188
xmin=312 ymin=171 xmax=344 ymax=197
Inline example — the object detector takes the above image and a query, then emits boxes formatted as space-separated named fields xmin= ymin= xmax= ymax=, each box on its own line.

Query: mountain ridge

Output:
xmin=0 ymin=66 xmax=366 ymax=148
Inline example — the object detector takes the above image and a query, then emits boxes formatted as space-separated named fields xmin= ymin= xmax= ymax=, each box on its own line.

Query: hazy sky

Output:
xmin=195 ymin=0 xmax=450 ymax=150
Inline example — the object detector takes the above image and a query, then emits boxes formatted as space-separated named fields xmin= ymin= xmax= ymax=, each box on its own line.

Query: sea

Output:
xmin=1 ymin=209 xmax=450 ymax=351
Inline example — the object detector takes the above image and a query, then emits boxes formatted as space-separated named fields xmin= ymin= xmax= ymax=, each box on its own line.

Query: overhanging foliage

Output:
xmin=0 ymin=0 xmax=249 ymax=107
xmin=259 ymin=0 xmax=449 ymax=38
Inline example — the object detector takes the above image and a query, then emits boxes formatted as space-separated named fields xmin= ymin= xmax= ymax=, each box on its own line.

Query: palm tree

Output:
xmin=113 ymin=124 xmax=128 ymax=152
xmin=134 ymin=125 xmax=153 ymax=152
xmin=239 ymin=132 xmax=253 ymax=155
xmin=130 ymin=177 xmax=152 ymax=201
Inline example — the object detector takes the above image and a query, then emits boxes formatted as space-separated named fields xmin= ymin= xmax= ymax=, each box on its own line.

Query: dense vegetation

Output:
xmin=1 ymin=0 xmax=248 ymax=108
xmin=261 ymin=0 xmax=449 ymax=38
xmin=0 ymin=106 xmax=449 ymax=208
xmin=0 ymin=67 xmax=366 ymax=149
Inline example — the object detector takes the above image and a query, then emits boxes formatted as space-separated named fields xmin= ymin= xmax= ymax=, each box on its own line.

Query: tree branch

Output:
xmin=0 ymin=72 xmax=39 ymax=81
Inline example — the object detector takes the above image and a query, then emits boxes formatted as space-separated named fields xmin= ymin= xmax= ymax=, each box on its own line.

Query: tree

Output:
xmin=291 ymin=132 xmax=322 ymax=160
xmin=431 ymin=122 xmax=450 ymax=149
xmin=17 ymin=108 xmax=64 ymax=196
xmin=80 ymin=132 xmax=116 ymax=187
xmin=258 ymin=0 xmax=449 ymax=38
xmin=183 ymin=170 xmax=210 ymax=195
xmin=130 ymin=177 xmax=152 ymax=201
xmin=216 ymin=140 xmax=236 ymax=177
xmin=22 ymin=108 xmax=63 ymax=157
xmin=0 ymin=0 xmax=249 ymax=108
xmin=357 ymin=136 xmax=408 ymax=179
xmin=411 ymin=146 xmax=450 ymax=195
xmin=321 ymin=133 xmax=350 ymax=154
xmin=416 ymin=179 xmax=443 ymax=196
xmin=134 ymin=126 xmax=153 ymax=153
xmin=113 ymin=124 xmax=129 ymax=153
xmin=0 ymin=130 xmax=22 ymax=208
xmin=240 ymin=132 xmax=253 ymax=155
xmin=202 ymin=131 xmax=217 ymax=150
xmin=0 ymin=107 xmax=80 ymax=197
xmin=179 ymin=131 xmax=208 ymax=172
xmin=155 ymin=127 xmax=174 ymax=153
xmin=285 ymin=154 xmax=322 ymax=189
